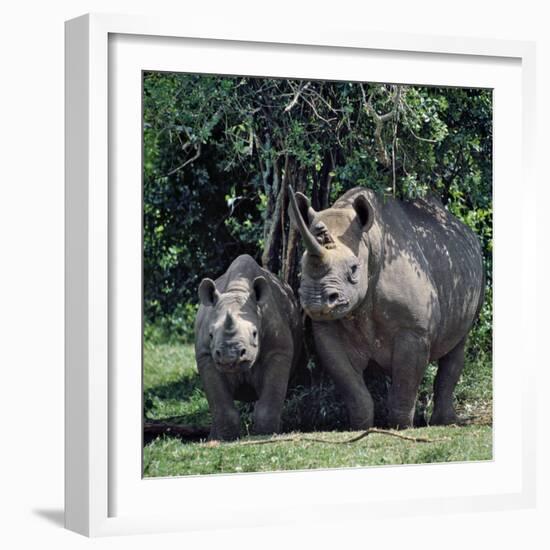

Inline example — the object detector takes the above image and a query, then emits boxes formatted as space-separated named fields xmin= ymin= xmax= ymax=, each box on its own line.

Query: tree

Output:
xmin=143 ymin=73 xmax=492 ymax=342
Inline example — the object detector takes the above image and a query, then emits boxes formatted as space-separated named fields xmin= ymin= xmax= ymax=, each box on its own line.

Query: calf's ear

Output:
xmin=198 ymin=278 xmax=220 ymax=306
xmin=252 ymin=276 xmax=271 ymax=305
xmin=353 ymin=194 xmax=375 ymax=233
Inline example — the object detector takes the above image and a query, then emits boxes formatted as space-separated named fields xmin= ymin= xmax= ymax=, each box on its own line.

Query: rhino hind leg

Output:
xmin=430 ymin=337 xmax=466 ymax=426
xmin=388 ymin=331 xmax=429 ymax=429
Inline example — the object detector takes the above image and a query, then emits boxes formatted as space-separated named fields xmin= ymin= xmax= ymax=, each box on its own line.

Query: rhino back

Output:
xmin=335 ymin=188 xmax=484 ymax=360
xmin=405 ymin=199 xmax=483 ymax=352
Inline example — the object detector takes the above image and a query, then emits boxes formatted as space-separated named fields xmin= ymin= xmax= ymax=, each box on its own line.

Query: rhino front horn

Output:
xmin=288 ymin=185 xmax=325 ymax=258
xmin=224 ymin=311 xmax=237 ymax=333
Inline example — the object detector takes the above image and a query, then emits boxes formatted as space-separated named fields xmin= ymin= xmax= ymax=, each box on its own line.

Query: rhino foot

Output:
xmin=209 ymin=409 xmax=241 ymax=441
xmin=252 ymin=402 xmax=282 ymax=435
xmin=387 ymin=409 xmax=415 ymax=430
xmin=430 ymin=409 xmax=460 ymax=426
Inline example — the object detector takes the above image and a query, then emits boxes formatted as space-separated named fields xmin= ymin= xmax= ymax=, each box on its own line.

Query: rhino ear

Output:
xmin=198 ymin=278 xmax=220 ymax=307
xmin=252 ymin=276 xmax=271 ymax=305
xmin=294 ymin=192 xmax=317 ymax=226
xmin=353 ymin=194 xmax=375 ymax=233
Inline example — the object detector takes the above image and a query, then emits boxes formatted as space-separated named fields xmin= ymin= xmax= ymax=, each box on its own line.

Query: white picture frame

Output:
xmin=65 ymin=12 xmax=537 ymax=537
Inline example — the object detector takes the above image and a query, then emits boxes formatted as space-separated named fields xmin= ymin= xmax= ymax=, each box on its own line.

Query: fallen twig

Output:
xmin=144 ymin=420 xmax=452 ymax=446
xmin=229 ymin=428 xmax=447 ymax=446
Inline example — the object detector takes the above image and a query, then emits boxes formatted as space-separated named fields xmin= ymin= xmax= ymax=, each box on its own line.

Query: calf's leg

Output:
xmin=198 ymin=359 xmax=240 ymax=440
xmin=252 ymin=352 xmax=292 ymax=435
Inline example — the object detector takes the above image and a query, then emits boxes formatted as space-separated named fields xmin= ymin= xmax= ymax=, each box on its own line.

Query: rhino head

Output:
xmin=289 ymin=187 xmax=374 ymax=321
xmin=198 ymin=276 xmax=270 ymax=373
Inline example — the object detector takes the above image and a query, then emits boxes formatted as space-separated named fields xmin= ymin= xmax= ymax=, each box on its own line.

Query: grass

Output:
xmin=144 ymin=341 xmax=211 ymax=426
xmin=143 ymin=338 xmax=492 ymax=478
xmin=144 ymin=426 xmax=492 ymax=477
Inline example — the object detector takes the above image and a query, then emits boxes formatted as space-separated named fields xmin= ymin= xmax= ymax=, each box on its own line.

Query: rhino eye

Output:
xmin=252 ymin=330 xmax=258 ymax=339
xmin=209 ymin=332 xmax=213 ymax=340
xmin=348 ymin=263 xmax=360 ymax=283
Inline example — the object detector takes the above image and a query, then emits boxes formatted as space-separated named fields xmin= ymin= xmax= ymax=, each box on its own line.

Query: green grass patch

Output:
xmin=143 ymin=425 xmax=492 ymax=477
xmin=143 ymin=333 xmax=492 ymax=477
xmin=144 ymin=340 xmax=212 ymax=426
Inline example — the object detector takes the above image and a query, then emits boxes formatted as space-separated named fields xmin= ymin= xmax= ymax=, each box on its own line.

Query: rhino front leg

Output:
xmin=313 ymin=323 xmax=374 ymax=430
xmin=388 ymin=331 xmax=429 ymax=429
xmin=252 ymin=352 xmax=292 ymax=435
xmin=198 ymin=358 xmax=240 ymax=441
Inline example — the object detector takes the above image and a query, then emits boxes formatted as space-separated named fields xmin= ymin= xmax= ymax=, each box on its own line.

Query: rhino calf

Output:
xmin=289 ymin=186 xmax=485 ymax=429
xmin=194 ymin=254 xmax=304 ymax=440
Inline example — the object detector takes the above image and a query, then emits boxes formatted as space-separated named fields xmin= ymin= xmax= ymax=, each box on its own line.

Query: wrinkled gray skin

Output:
xmin=289 ymin=186 xmax=484 ymax=429
xmin=195 ymin=254 xmax=303 ymax=440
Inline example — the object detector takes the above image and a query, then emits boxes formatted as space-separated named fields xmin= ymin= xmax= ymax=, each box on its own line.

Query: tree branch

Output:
xmin=284 ymin=82 xmax=311 ymax=113
xmin=360 ymin=84 xmax=393 ymax=167
xmin=406 ymin=125 xmax=439 ymax=143
xmin=164 ymin=143 xmax=202 ymax=176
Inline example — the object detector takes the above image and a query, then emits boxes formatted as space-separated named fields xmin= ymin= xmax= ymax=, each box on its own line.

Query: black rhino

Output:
xmin=288 ymin=186 xmax=484 ymax=429
xmin=194 ymin=254 xmax=304 ymax=440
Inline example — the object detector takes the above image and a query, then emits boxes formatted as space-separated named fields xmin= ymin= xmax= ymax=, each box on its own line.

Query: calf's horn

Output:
xmin=288 ymin=186 xmax=325 ymax=258
xmin=224 ymin=311 xmax=237 ymax=333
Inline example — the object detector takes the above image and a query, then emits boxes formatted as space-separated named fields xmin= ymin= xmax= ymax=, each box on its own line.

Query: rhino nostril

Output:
xmin=327 ymin=292 xmax=340 ymax=304
xmin=240 ymin=348 xmax=246 ymax=358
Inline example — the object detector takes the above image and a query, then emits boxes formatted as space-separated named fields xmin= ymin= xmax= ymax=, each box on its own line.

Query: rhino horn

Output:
xmin=288 ymin=186 xmax=325 ymax=258
xmin=224 ymin=311 xmax=237 ymax=333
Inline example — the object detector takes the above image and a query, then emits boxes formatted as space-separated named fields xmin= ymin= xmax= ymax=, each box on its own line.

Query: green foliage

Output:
xmin=144 ymin=303 xmax=198 ymax=345
xmin=143 ymin=75 xmax=493 ymax=341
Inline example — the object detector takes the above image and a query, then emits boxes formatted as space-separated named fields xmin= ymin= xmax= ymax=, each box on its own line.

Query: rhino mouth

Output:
xmin=215 ymin=360 xmax=253 ymax=373
xmin=305 ymin=302 xmax=353 ymax=321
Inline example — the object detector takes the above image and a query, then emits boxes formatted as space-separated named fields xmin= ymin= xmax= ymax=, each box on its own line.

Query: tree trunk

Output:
xmin=262 ymin=155 xmax=288 ymax=275
xmin=319 ymin=150 xmax=335 ymax=209
xmin=262 ymin=155 xmax=278 ymax=249
xmin=311 ymin=170 xmax=321 ymax=211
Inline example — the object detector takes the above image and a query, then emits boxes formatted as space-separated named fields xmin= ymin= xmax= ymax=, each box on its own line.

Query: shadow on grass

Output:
xmin=143 ymin=363 xmax=403 ymax=445
xmin=143 ymin=341 xmax=492 ymax=448
xmin=144 ymin=372 xmax=201 ymax=408
xmin=144 ymin=379 xmax=191 ymax=414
